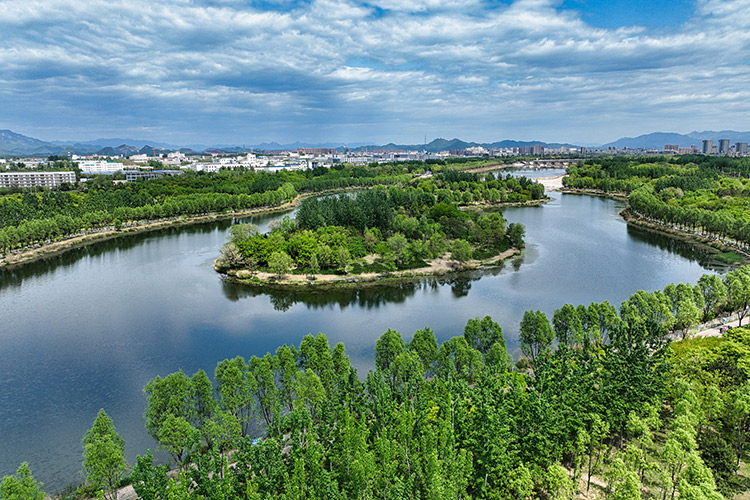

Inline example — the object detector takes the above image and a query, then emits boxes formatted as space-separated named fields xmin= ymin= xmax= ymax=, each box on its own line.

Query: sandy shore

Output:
xmin=227 ymin=248 xmax=520 ymax=285
xmin=536 ymin=174 xmax=565 ymax=191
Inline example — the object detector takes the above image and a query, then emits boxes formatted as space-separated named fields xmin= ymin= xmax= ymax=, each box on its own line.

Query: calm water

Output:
xmin=0 ymin=177 xmax=728 ymax=491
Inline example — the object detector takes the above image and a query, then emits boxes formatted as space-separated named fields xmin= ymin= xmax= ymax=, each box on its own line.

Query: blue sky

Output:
xmin=1 ymin=0 xmax=748 ymax=146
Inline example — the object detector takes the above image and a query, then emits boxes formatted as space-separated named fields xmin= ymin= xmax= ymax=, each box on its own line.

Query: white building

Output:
xmin=79 ymin=160 xmax=124 ymax=174
xmin=0 ymin=171 xmax=76 ymax=189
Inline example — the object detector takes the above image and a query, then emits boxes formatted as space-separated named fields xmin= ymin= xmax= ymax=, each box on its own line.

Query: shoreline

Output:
xmin=0 ymin=184 xmax=546 ymax=271
xmin=0 ymin=187 xmax=371 ymax=271
xmin=559 ymin=186 xmax=749 ymax=263
xmin=221 ymin=249 xmax=522 ymax=289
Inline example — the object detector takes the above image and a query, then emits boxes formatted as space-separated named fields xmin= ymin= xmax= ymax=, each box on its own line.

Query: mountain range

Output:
xmin=2 ymin=128 xmax=749 ymax=157
xmin=0 ymin=129 xmax=579 ymax=157
xmin=597 ymin=131 xmax=750 ymax=149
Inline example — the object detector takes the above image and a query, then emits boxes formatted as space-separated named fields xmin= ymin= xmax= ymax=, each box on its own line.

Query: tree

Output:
xmin=409 ymin=327 xmax=438 ymax=376
xmin=0 ymin=463 xmax=45 ymax=500
xmin=726 ymin=268 xmax=750 ymax=326
xmin=158 ymin=413 xmax=200 ymax=467
xmin=143 ymin=370 xmax=196 ymax=443
xmin=268 ymin=250 xmax=294 ymax=278
xmin=507 ymin=222 xmax=525 ymax=248
xmin=229 ymin=223 xmax=259 ymax=243
xmin=519 ymin=310 xmax=553 ymax=364
xmin=131 ymin=450 xmax=170 ymax=500
xmin=463 ymin=315 xmax=505 ymax=356
xmin=553 ymin=304 xmax=583 ymax=347
xmin=698 ymin=274 xmax=727 ymax=321
xmin=82 ymin=409 xmax=127 ymax=500
xmin=450 ymin=239 xmax=472 ymax=264
xmin=375 ymin=328 xmax=405 ymax=374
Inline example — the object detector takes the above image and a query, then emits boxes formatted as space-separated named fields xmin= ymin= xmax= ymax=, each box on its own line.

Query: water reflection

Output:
xmin=626 ymin=226 xmax=730 ymax=273
xmin=220 ymin=274 xmax=474 ymax=310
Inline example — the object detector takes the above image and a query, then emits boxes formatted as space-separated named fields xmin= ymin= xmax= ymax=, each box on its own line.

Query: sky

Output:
xmin=1 ymin=0 xmax=749 ymax=146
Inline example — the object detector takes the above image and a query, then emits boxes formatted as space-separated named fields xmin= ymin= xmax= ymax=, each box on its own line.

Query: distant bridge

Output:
xmin=506 ymin=158 xmax=584 ymax=169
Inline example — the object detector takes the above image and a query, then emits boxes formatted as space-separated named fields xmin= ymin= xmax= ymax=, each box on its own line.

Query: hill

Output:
xmin=598 ymin=130 xmax=750 ymax=149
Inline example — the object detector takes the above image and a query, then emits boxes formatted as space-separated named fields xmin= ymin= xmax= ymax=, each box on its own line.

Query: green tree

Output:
xmin=507 ymin=222 xmax=525 ymax=248
xmin=463 ymin=315 xmax=505 ymax=356
xmin=450 ymin=239 xmax=472 ymax=264
xmin=158 ymin=413 xmax=200 ymax=467
xmin=131 ymin=450 xmax=170 ymax=500
xmin=0 ymin=463 xmax=45 ymax=500
xmin=268 ymin=250 xmax=294 ymax=278
xmin=519 ymin=310 xmax=553 ymax=364
xmin=698 ymin=274 xmax=727 ymax=321
xmin=82 ymin=409 xmax=127 ymax=500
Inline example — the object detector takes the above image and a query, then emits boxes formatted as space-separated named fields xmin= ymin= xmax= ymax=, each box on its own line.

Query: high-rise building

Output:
xmin=664 ymin=144 xmax=679 ymax=152
xmin=718 ymin=139 xmax=730 ymax=154
xmin=702 ymin=140 xmax=713 ymax=154
xmin=736 ymin=142 xmax=748 ymax=154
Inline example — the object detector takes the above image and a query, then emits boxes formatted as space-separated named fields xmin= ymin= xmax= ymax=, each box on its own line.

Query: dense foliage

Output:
xmin=220 ymin=173 xmax=536 ymax=275
xmin=124 ymin=270 xmax=750 ymax=499
xmin=564 ymin=156 xmax=750 ymax=247
xmin=0 ymin=163 xmax=424 ymax=254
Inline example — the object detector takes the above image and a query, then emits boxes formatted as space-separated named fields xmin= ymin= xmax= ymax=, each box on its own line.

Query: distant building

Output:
xmin=79 ymin=160 xmax=123 ymax=174
xmin=298 ymin=148 xmax=334 ymax=155
xmin=702 ymin=140 xmax=713 ymax=154
xmin=736 ymin=142 xmax=748 ymax=154
xmin=718 ymin=139 xmax=730 ymax=154
xmin=532 ymin=144 xmax=544 ymax=155
xmin=664 ymin=144 xmax=679 ymax=152
xmin=125 ymin=170 xmax=184 ymax=182
xmin=0 ymin=171 xmax=76 ymax=189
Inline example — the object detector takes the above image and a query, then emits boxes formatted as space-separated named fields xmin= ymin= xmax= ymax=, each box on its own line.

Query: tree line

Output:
xmin=563 ymin=156 xmax=750 ymax=248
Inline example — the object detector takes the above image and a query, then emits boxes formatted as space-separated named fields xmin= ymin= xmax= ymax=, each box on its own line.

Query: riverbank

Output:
xmin=222 ymin=248 xmax=521 ymax=289
xmin=0 ymin=188 xmax=360 ymax=270
xmin=557 ymin=186 xmax=748 ymax=264
xmin=621 ymin=207 xmax=750 ymax=262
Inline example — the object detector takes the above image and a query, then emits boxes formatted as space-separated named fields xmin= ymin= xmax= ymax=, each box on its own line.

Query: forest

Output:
xmin=5 ymin=267 xmax=750 ymax=500
xmin=563 ymin=156 xmax=750 ymax=248
xmin=215 ymin=171 xmax=538 ymax=277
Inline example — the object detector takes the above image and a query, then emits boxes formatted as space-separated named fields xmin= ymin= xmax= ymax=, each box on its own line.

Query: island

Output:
xmin=214 ymin=170 xmax=540 ymax=287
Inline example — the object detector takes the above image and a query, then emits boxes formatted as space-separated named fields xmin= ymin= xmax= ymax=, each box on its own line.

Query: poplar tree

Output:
xmin=82 ymin=409 xmax=127 ymax=500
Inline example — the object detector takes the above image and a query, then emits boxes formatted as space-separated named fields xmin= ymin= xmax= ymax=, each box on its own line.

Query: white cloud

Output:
xmin=0 ymin=0 xmax=748 ymax=144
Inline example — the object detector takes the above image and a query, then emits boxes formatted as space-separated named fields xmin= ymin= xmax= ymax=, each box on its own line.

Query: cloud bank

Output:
xmin=1 ymin=0 xmax=748 ymax=144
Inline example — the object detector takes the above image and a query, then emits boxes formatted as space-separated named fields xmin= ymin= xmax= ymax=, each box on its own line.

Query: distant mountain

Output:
xmin=97 ymin=144 xmax=140 ymax=157
xmin=354 ymin=137 xmax=577 ymax=153
xmin=599 ymin=131 xmax=750 ymax=149
xmin=53 ymin=137 xmax=186 ymax=150
xmin=0 ymin=128 xmax=579 ymax=157
xmin=0 ymin=129 xmax=70 ymax=156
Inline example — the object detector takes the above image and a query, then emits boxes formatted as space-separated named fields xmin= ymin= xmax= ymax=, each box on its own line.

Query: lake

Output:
xmin=0 ymin=175 xmax=728 ymax=491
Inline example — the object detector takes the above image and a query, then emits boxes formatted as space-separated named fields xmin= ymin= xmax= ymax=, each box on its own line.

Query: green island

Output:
xmin=6 ymin=266 xmax=750 ymax=500
xmin=214 ymin=169 xmax=539 ymax=286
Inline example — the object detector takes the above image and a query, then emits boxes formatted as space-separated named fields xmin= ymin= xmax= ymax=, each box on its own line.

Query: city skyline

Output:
xmin=2 ymin=0 xmax=749 ymax=145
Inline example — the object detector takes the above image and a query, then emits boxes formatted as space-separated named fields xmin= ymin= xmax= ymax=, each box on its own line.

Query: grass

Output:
xmin=716 ymin=252 xmax=746 ymax=265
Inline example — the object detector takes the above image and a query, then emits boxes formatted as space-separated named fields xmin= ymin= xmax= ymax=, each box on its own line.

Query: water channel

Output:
xmin=0 ymin=171 xmax=729 ymax=491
